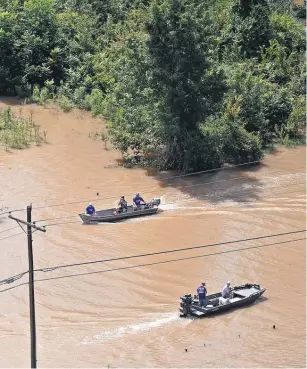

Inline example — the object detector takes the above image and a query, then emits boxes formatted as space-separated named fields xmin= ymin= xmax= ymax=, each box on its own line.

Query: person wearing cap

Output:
xmin=222 ymin=281 xmax=231 ymax=298
xmin=117 ymin=196 xmax=128 ymax=213
xmin=133 ymin=193 xmax=146 ymax=210
xmin=85 ymin=202 xmax=96 ymax=216
xmin=196 ymin=282 xmax=208 ymax=307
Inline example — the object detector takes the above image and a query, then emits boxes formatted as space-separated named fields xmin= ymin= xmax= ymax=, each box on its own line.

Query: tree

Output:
xmin=0 ymin=0 xmax=305 ymax=168
xmin=146 ymin=0 xmax=226 ymax=170
xmin=0 ymin=13 xmax=16 ymax=93
xmin=222 ymin=0 xmax=272 ymax=59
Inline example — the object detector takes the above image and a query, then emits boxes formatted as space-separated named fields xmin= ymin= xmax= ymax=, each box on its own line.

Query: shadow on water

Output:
xmin=0 ymin=96 xmax=27 ymax=106
xmin=143 ymin=162 xmax=268 ymax=205
xmin=0 ymin=97 xmax=282 ymax=206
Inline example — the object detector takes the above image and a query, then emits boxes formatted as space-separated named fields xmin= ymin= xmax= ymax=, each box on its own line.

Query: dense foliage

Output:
xmin=0 ymin=0 xmax=305 ymax=170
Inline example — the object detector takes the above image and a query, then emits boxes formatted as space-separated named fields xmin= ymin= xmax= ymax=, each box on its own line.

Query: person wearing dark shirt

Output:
xmin=196 ymin=282 xmax=208 ymax=307
xmin=85 ymin=203 xmax=96 ymax=216
xmin=117 ymin=196 xmax=128 ymax=213
xmin=133 ymin=193 xmax=145 ymax=210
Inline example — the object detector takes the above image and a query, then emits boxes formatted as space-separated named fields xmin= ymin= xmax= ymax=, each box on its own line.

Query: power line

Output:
xmin=2 ymin=185 xmax=303 ymax=233
xmin=0 ymin=231 xmax=25 ymax=241
xmin=0 ymin=160 xmax=262 ymax=215
xmin=34 ymin=229 xmax=306 ymax=273
xmin=0 ymin=282 xmax=29 ymax=293
xmin=0 ymin=271 xmax=28 ymax=285
xmin=0 ymin=226 xmax=19 ymax=234
xmin=34 ymin=179 xmax=306 ymax=225
xmin=1 ymin=229 xmax=304 ymax=286
xmin=2 ymin=159 xmax=298 ymax=218
xmin=0 ymin=236 xmax=304 ymax=292
xmin=35 ymin=237 xmax=305 ymax=283
xmin=32 ymin=166 xmax=306 ymax=211
xmin=39 ymin=186 xmax=306 ymax=227
xmin=0 ymin=208 xmax=25 ymax=217
xmin=160 ymin=160 xmax=262 ymax=180
xmin=4 ymin=164 xmax=305 ymax=215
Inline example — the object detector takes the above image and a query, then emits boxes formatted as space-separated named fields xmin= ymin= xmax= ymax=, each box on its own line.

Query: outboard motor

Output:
xmin=179 ymin=294 xmax=193 ymax=317
xmin=151 ymin=198 xmax=161 ymax=207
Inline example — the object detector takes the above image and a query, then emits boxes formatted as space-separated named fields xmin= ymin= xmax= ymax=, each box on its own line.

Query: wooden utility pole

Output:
xmin=9 ymin=205 xmax=46 ymax=368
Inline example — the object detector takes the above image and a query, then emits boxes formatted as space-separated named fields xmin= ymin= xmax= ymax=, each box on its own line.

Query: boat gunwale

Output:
xmin=79 ymin=206 xmax=160 ymax=223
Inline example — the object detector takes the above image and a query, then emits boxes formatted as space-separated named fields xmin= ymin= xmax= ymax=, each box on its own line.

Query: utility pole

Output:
xmin=9 ymin=205 xmax=46 ymax=369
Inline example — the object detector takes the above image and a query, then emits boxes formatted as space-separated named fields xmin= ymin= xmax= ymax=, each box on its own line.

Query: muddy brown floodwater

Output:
xmin=0 ymin=98 xmax=306 ymax=368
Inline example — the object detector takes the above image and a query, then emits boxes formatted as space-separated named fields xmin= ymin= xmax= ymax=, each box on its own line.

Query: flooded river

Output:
xmin=0 ymin=99 xmax=306 ymax=367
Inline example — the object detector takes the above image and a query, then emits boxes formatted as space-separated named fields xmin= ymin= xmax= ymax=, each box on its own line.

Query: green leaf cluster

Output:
xmin=0 ymin=0 xmax=305 ymax=169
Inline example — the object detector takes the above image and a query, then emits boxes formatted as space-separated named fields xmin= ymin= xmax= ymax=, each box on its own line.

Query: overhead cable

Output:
xmin=0 ymin=236 xmax=304 ymax=292
xmin=3 ymin=164 xmax=305 ymax=215
xmin=35 ymin=229 xmax=306 ymax=273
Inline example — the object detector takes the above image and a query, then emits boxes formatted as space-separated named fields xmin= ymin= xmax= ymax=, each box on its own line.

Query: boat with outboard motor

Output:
xmin=79 ymin=198 xmax=161 ymax=223
xmin=179 ymin=283 xmax=266 ymax=318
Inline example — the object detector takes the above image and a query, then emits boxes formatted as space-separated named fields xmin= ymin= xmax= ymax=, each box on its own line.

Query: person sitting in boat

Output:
xmin=222 ymin=281 xmax=231 ymax=299
xmin=85 ymin=203 xmax=96 ymax=216
xmin=117 ymin=196 xmax=128 ymax=213
xmin=197 ymin=282 xmax=208 ymax=307
xmin=133 ymin=193 xmax=146 ymax=210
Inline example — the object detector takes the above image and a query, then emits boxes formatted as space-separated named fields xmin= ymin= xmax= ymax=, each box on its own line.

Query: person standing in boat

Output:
xmin=222 ymin=281 xmax=231 ymax=298
xmin=133 ymin=193 xmax=146 ymax=210
xmin=85 ymin=203 xmax=96 ymax=216
xmin=117 ymin=196 xmax=128 ymax=213
xmin=197 ymin=282 xmax=208 ymax=307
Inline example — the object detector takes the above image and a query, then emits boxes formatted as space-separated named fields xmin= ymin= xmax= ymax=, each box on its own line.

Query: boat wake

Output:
xmin=0 ymin=312 xmax=21 ymax=318
xmin=82 ymin=312 xmax=187 ymax=344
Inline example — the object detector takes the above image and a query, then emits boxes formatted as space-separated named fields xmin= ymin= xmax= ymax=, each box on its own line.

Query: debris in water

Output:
xmin=185 ymin=348 xmax=188 ymax=352
xmin=273 ymin=325 xmax=276 ymax=329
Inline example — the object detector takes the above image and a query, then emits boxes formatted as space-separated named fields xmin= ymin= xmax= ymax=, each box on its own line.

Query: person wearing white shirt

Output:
xmin=222 ymin=281 xmax=231 ymax=298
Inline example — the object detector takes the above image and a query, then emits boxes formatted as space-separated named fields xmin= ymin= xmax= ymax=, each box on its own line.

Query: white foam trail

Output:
xmin=0 ymin=313 xmax=21 ymax=318
xmin=174 ymin=206 xmax=208 ymax=210
xmin=160 ymin=203 xmax=178 ymax=211
xmin=82 ymin=312 xmax=186 ymax=344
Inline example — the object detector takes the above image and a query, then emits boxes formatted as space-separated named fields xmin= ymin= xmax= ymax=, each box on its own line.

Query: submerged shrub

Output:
xmin=0 ymin=107 xmax=47 ymax=150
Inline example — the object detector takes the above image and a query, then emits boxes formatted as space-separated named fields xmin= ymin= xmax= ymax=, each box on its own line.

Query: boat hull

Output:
xmin=79 ymin=205 xmax=160 ymax=223
xmin=179 ymin=283 xmax=266 ymax=318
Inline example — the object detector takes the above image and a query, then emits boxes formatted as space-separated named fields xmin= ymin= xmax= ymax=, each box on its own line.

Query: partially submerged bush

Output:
xmin=0 ymin=107 xmax=46 ymax=150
